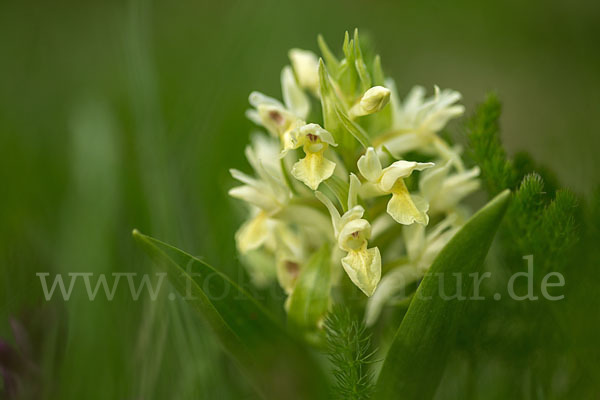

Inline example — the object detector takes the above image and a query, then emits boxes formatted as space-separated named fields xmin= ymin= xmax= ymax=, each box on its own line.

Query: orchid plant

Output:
xmin=133 ymin=30 xmax=587 ymax=399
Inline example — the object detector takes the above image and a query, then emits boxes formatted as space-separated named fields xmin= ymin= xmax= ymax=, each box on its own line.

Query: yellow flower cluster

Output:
xmin=230 ymin=31 xmax=480 ymax=318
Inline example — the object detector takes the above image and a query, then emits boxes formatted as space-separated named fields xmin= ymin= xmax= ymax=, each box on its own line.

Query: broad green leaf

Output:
xmin=375 ymin=190 xmax=511 ymax=399
xmin=287 ymin=244 xmax=331 ymax=330
xmin=133 ymin=230 xmax=330 ymax=400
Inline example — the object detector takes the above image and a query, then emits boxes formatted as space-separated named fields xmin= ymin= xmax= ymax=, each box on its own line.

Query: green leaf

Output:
xmin=338 ymin=31 xmax=358 ymax=97
xmin=319 ymin=59 xmax=344 ymax=140
xmin=366 ymin=55 xmax=393 ymax=135
xmin=353 ymin=29 xmax=371 ymax=92
xmin=375 ymin=189 xmax=511 ymax=400
xmin=324 ymin=175 xmax=350 ymax=212
xmin=319 ymin=58 xmax=369 ymax=150
xmin=372 ymin=55 xmax=385 ymax=86
xmin=132 ymin=230 xmax=330 ymax=400
xmin=287 ymin=244 xmax=331 ymax=330
xmin=317 ymin=34 xmax=340 ymax=76
xmin=334 ymin=104 xmax=370 ymax=148
xmin=318 ymin=59 xmax=356 ymax=152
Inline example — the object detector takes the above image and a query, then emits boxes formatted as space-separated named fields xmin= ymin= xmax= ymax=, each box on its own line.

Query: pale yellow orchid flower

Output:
xmin=233 ymin=209 xmax=276 ymax=254
xmin=316 ymin=188 xmax=381 ymax=297
xmin=284 ymin=123 xmax=338 ymax=190
xmin=246 ymin=91 xmax=306 ymax=151
xmin=419 ymin=161 xmax=481 ymax=215
xmin=229 ymin=135 xmax=290 ymax=253
xmin=365 ymin=215 xmax=461 ymax=325
xmin=375 ymin=83 xmax=465 ymax=170
xmin=357 ymin=147 xmax=434 ymax=225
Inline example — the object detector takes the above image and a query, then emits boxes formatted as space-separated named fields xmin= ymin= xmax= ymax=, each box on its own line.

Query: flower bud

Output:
xmin=351 ymin=86 xmax=391 ymax=117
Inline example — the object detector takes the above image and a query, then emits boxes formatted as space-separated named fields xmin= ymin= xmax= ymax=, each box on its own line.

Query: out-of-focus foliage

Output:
xmin=1 ymin=0 xmax=599 ymax=399
xmin=133 ymin=230 xmax=330 ymax=400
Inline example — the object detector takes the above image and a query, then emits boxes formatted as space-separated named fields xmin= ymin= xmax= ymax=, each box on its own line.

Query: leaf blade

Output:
xmin=288 ymin=243 xmax=331 ymax=330
xmin=324 ymin=175 xmax=350 ymax=213
xmin=133 ymin=230 xmax=330 ymax=400
xmin=334 ymin=104 xmax=370 ymax=149
xmin=375 ymin=190 xmax=511 ymax=399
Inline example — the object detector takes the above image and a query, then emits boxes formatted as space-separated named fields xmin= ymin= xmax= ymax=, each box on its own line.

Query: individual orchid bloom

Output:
xmin=316 ymin=185 xmax=381 ymax=297
xmin=288 ymin=48 xmax=320 ymax=95
xmin=357 ymin=147 xmax=434 ymax=225
xmin=233 ymin=209 xmax=277 ymax=254
xmin=246 ymin=91 xmax=306 ymax=151
xmin=376 ymin=83 xmax=465 ymax=167
xmin=229 ymin=136 xmax=291 ymax=253
xmin=365 ymin=215 xmax=461 ymax=325
xmin=349 ymin=85 xmax=391 ymax=118
xmin=419 ymin=161 xmax=481 ymax=215
xmin=284 ymin=123 xmax=338 ymax=190
xmin=393 ymin=85 xmax=464 ymax=134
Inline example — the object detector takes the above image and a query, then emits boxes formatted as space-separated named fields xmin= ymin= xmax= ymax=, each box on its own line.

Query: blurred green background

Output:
xmin=1 ymin=0 xmax=598 ymax=398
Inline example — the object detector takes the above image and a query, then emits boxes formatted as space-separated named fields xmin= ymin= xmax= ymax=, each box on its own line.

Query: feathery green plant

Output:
xmin=466 ymin=95 xmax=579 ymax=274
xmin=466 ymin=93 xmax=515 ymax=195
xmin=462 ymin=94 xmax=598 ymax=398
xmin=324 ymin=305 xmax=376 ymax=400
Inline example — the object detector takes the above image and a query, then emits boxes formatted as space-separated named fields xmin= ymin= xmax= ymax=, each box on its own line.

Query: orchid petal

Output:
xmin=357 ymin=147 xmax=383 ymax=182
xmin=341 ymin=247 xmax=381 ymax=297
xmin=291 ymin=153 xmax=336 ymax=190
